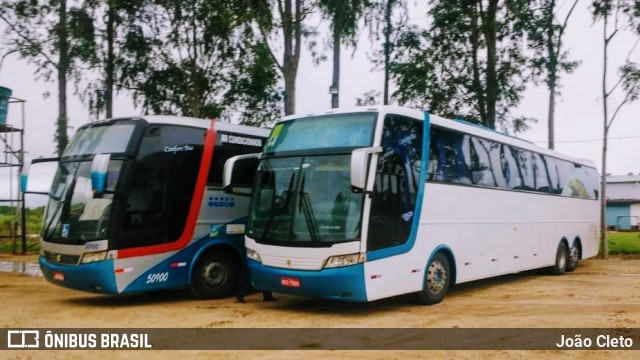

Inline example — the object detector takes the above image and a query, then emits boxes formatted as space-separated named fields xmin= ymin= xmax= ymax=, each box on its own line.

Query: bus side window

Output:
xmin=429 ymin=128 xmax=470 ymax=183
xmin=542 ymin=156 xmax=559 ymax=193
xmin=501 ymin=145 xmax=522 ymax=189
xmin=469 ymin=137 xmax=495 ymax=187
xmin=532 ymin=153 xmax=551 ymax=193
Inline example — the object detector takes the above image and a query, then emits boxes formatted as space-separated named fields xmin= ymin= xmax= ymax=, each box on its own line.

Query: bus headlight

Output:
xmin=324 ymin=253 xmax=365 ymax=268
xmin=81 ymin=251 xmax=108 ymax=264
xmin=246 ymin=248 xmax=261 ymax=262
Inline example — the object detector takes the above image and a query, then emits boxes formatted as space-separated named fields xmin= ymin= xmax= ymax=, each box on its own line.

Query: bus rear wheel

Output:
xmin=548 ymin=242 xmax=569 ymax=275
xmin=417 ymin=252 xmax=451 ymax=305
xmin=565 ymin=241 xmax=580 ymax=272
xmin=190 ymin=251 xmax=238 ymax=299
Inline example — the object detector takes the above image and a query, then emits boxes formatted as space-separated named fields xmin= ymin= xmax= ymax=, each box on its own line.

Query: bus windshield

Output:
xmin=249 ymin=155 xmax=364 ymax=247
xmin=42 ymin=122 xmax=137 ymax=244
xmin=264 ymin=112 xmax=377 ymax=154
xmin=63 ymin=122 xmax=136 ymax=157
xmin=43 ymin=160 xmax=122 ymax=244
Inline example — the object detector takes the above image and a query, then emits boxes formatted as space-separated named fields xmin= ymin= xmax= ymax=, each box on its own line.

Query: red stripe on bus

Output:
xmin=117 ymin=119 xmax=217 ymax=259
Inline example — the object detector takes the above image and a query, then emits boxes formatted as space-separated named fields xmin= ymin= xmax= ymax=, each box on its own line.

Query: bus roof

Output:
xmin=276 ymin=105 xmax=597 ymax=169
xmin=88 ymin=115 xmax=271 ymax=138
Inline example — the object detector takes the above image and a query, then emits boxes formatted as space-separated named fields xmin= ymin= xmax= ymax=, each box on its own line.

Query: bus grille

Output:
xmin=44 ymin=251 xmax=80 ymax=265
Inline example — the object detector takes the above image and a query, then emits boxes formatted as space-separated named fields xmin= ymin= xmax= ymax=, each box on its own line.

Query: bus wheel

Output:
xmin=190 ymin=252 xmax=238 ymax=299
xmin=417 ymin=252 xmax=451 ymax=305
xmin=565 ymin=241 xmax=580 ymax=272
xmin=548 ymin=242 xmax=569 ymax=275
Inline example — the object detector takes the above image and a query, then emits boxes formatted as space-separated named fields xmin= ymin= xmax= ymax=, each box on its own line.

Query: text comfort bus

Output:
xmin=224 ymin=106 xmax=599 ymax=304
xmin=30 ymin=116 xmax=269 ymax=298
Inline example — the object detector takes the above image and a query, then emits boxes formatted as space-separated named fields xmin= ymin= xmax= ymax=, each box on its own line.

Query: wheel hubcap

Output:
xmin=202 ymin=262 xmax=227 ymax=288
xmin=428 ymin=261 xmax=447 ymax=294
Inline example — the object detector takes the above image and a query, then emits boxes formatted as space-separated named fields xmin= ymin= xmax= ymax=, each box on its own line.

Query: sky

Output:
xmin=1 ymin=1 xmax=639 ymax=204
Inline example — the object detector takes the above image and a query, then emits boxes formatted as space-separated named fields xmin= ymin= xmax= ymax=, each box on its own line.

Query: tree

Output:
xmin=0 ymin=0 xmax=95 ymax=155
xmin=365 ymin=0 xmax=408 ymax=105
xmin=319 ymin=0 xmax=368 ymax=108
xmin=592 ymin=0 xmax=640 ymax=259
xmin=527 ymin=0 xmax=580 ymax=150
xmin=80 ymin=0 xmax=146 ymax=119
xmin=251 ymin=0 xmax=317 ymax=115
xmin=391 ymin=0 xmax=534 ymax=132
xmin=117 ymin=0 xmax=281 ymax=124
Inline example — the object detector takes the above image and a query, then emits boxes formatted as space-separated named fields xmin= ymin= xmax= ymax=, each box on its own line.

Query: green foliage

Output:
xmin=319 ymin=0 xmax=369 ymax=45
xmin=356 ymin=89 xmax=382 ymax=106
xmin=116 ymin=0 xmax=282 ymax=125
xmin=0 ymin=206 xmax=44 ymax=237
xmin=391 ymin=0 xmax=534 ymax=132
xmin=608 ymin=232 xmax=640 ymax=254
xmin=248 ymin=0 xmax=319 ymax=115
xmin=0 ymin=0 xmax=97 ymax=155
xmin=526 ymin=0 xmax=580 ymax=90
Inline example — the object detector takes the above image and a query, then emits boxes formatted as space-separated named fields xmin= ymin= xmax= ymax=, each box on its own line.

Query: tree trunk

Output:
xmin=56 ymin=0 xmax=69 ymax=156
xmin=483 ymin=0 xmax=498 ymax=129
xmin=547 ymin=87 xmax=556 ymax=150
xmin=382 ymin=0 xmax=394 ymax=105
xmin=598 ymin=15 xmax=610 ymax=259
xmin=105 ymin=0 xmax=115 ymax=118
xmin=546 ymin=0 xmax=556 ymax=150
xmin=281 ymin=0 xmax=300 ymax=115
xmin=331 ymin=29 xmax=340 ymax=108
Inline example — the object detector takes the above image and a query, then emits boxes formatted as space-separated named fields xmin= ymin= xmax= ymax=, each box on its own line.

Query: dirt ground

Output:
xmin=0 ymin=253 xmax=639 ymax=359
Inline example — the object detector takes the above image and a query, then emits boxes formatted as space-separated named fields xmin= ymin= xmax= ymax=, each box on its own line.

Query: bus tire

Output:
xmin=417 ymin=252 xmax=451 ymax=305
xmin=548 ymin=242 xmax=569 ymax=275
xmin=190 ymin=251 xmax=238 ymax=299
xmin=565 ymin=241 xmax=581 ymax=272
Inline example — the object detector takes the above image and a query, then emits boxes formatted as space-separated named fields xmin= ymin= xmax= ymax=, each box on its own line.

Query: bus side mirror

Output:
xmin=22 ymin=157 xmax=59 ymax=195
xmin=223 ymin=153 xmax=260 ymax=197
xmin=91 ymin=153 xmax=111 ymax=196
xmin=351 ymin=146 xmax=382 ymax=193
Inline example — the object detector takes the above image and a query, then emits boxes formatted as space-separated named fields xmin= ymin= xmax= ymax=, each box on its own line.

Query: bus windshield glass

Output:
xmin=264 ymin=112 xmax=376 ymax=154
xmin=43 ymin=159 xmax=122 ymax=244
xmin=249 ymin=155 xmax=364 ymax=247
xmin=63 ymin=122 xmax=136 ymax=157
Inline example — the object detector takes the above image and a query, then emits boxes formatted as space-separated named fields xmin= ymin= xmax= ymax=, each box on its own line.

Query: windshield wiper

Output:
xmin=299 ymin=174 xmax=320 ymax=242
xmin=43 ymin=199 xmax=64 ymax=239
xmin=43 ymin=164 xmax=78 ymax=240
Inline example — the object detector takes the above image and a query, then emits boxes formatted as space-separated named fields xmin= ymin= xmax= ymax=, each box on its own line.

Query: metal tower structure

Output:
xmin=0 ymin=95 xmax=27 ymax=253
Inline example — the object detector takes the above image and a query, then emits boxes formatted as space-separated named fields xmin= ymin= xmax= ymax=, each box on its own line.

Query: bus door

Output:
xmin=364 ymin=115 xmax=424 ymax=299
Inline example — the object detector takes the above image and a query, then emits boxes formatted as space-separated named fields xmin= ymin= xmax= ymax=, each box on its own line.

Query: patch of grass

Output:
xmin=0 ymin=238 xmax=40 ymax=253
xmin=608 ymin=232 xmax=640 ymax=254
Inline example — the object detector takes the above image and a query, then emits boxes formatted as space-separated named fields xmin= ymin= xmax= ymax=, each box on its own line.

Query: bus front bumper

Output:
xmin=39 ymin=256 xmax=118 ymax=294
xmin=248 ymin=259 xmax=368 ymax=302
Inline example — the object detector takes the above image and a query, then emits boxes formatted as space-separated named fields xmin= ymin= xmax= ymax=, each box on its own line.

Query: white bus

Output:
xmin=224 ymin=106 xmax=599 ymax=304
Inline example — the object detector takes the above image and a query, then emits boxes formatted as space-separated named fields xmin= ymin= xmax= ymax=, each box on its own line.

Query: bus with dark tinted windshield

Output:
xmin=33 ymin=116 xmax=268 ymax=298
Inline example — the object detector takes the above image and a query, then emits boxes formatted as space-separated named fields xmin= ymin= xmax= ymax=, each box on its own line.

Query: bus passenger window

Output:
xmin=428 ymin=128 xmax=470 ymax=184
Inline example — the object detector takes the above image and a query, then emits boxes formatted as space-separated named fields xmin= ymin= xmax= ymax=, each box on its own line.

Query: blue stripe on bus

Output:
xmin=248 ymin=259 xmax=368 ymax=302
xmin=39 ymin=257 xmax=118 ymax=294
xmin=367 ymin=111 xmax=431 ymax=262
xmin=124 ymin=221 xmax=248 ymax=294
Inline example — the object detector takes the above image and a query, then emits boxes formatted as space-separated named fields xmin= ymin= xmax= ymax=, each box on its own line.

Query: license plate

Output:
xmin=280 ymin=277 xmax=301 ymax=288
xmin=52 ymin=272 xmax=65 ymax=282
